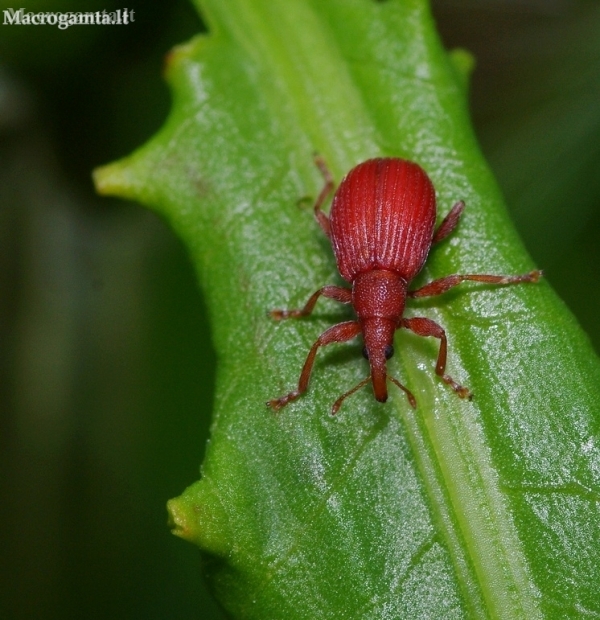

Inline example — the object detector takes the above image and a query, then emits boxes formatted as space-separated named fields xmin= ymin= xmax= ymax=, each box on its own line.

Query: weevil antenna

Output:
xmin=331 ymin=374 xmax=416 ymax=414
xmin=388 ymin=376 xmax=417 ymax=409
xmin=331 ymin=377 xmax=371 ymax=415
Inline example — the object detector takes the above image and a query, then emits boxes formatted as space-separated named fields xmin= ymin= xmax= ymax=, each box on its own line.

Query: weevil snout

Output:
xmin=361 ymin=317 xmax=397 ymax=403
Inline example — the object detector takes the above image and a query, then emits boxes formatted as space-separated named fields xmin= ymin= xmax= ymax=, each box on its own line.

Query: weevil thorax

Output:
xmin=352 ymin=270 xmax=407 ymax=402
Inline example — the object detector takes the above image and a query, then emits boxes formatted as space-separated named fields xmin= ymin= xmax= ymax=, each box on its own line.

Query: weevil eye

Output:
xmin=384 ymin=344 xmax=394 ymax=360
xmin=362 ymin=346 xmax=369 ymax=360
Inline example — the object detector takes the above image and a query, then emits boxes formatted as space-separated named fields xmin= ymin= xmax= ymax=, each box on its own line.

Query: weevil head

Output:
xmin=353 ymin=270 xmax=406 ymax=403
xmin=362 ymin=318 xmax=396 ymax=402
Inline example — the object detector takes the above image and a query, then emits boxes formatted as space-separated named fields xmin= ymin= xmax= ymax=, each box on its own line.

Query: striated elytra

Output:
xmin=268 ymin=157 xmax=542 ymax=414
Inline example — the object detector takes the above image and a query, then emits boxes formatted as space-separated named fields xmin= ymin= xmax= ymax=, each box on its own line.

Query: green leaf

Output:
xmin=94 ymin=0 xmax=600 ymax=617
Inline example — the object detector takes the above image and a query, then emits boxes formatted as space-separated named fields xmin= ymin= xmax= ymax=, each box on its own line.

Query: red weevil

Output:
xmin=268 ymin=157 xmax=542 ymax=414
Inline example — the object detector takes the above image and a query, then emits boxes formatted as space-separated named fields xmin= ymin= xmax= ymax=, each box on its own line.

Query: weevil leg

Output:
xmin=432 ymin=200 xmax=465 ymax=244
xmin=268 ymin=320 xmax=362 ymax=410
xmin=313 ymin=154 xmax=335 ymax=238
xmin=270 ymin=285 xmax=352 ymax=320
xmin=408 ymin=270 xmax=543 ymax=299
xmin=402 ymin=317 xmax=472 ymax=399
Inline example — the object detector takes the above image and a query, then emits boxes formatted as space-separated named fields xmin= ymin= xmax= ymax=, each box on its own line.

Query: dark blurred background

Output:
xmin=0 ymin=1 xmax=598 ymax=618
